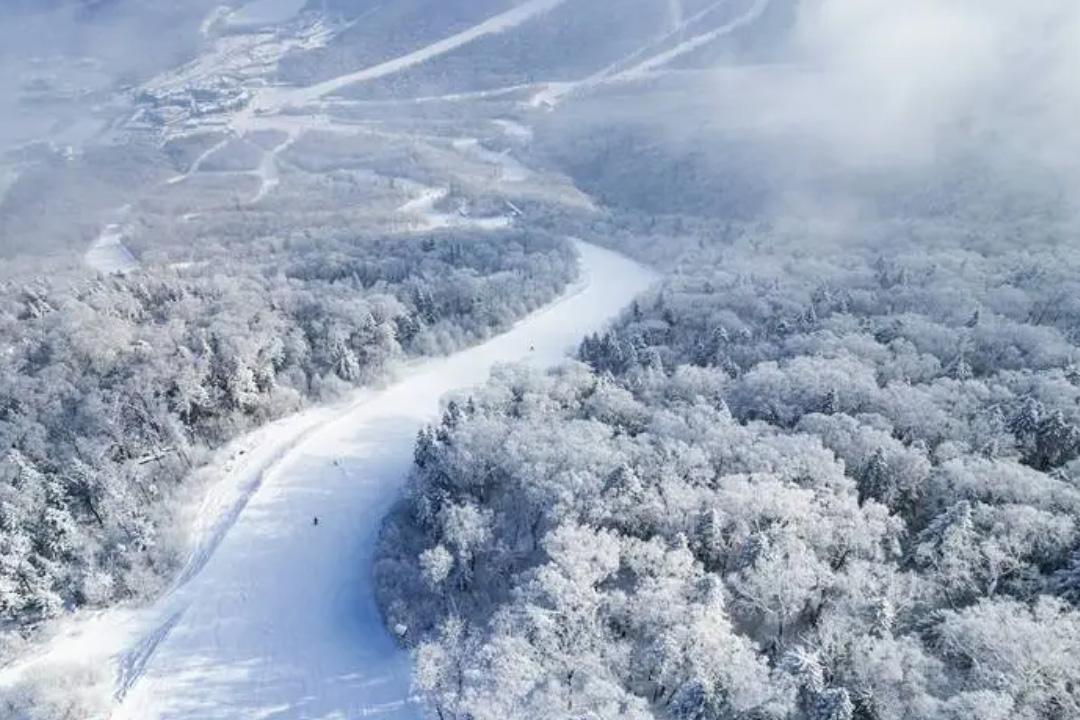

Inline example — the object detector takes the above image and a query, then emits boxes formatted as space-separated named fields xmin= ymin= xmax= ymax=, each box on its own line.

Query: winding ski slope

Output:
xmin=105 ymin=241 xmax=655 ymax=719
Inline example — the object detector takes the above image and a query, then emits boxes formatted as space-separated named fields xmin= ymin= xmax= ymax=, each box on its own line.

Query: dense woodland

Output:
xmin=377 ymin=222 xmax=1080 ymax=720
xmin=0 ymin=229 xmax=575 ymax=633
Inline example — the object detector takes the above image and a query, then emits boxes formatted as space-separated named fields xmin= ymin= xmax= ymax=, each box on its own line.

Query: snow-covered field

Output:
xmin=85 ymin=224 xmax=138 ymax=275
xmin=1 ymin=242 xmax=656 ymax=718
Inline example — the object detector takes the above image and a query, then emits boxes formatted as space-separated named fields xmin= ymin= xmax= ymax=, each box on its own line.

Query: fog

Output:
xmin=0 ymin=0 xmax=216 ymax=151
xmin=784 ymin=1 xmax=1080 ymax=176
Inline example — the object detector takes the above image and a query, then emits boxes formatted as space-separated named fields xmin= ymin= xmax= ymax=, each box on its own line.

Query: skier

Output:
xmin=313 ymin=516 xmax=319 ymax=527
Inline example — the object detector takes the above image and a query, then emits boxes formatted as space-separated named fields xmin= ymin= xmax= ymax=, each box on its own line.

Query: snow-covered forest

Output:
xmin=377 ymin=221 xmax=1080 ymax=720
xmin=0 ymin=229 xmax=574 ymax=626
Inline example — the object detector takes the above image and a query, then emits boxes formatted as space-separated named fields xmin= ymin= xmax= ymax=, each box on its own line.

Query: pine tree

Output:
xmin=415 ymin=427 xmax=438 ymax=469
xmin=820 ymin=388 xmax=840 ymax=415
xmin=1052 ymin=549 xmax=1080 ymax=605
xmin=812 ymin=688 xmax=854 ymax=720
xmin=1066 ymin=363 xmax=1080 ymax=386
xmin=692 ymin=507 xmax=725 ymax=572
xmin=946 ymin=353 xmax=973 ymax=381
xmin=857 ymin=448 xmax=891 ymax=506
xmin=1008 ymin=396 xmax=1043 ymax=459
xmin=1035 ymin=409 xmax=1080 ymax=470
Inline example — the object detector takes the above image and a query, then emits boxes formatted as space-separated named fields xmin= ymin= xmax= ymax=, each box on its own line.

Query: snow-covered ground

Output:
xmin=249 ymin=130 xmax=298 ymax=204
xmin=0 ymin=241 xmax=656 ymax=719
xmin=452 ymin=137 xmax=532 ymax=183
xmin=85 ymin=224 xmax=138 ymax=274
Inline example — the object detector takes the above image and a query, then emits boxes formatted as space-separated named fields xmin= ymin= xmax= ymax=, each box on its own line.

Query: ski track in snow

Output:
xmin=245 ymin=0 xmax=569 ymax=115
xmin=166 ymin=136 xmax=233 ymax=185
xmin=249 ymin=130 xmax=299 ymax=204
xmin=616 ymin=0 xmax=772 ymax=80
xmin=92 ymin=241 xmax=654 ymax=719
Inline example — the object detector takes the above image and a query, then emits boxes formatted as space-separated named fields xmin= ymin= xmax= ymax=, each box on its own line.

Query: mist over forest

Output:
xmin=1 ymin=2 xmax=1079 ymax=719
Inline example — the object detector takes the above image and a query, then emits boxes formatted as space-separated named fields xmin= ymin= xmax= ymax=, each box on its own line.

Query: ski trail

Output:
xmin=397 ymin=185 xmax=449 ymax=214
xmin=493 ymin=118 xmax=534 ymax=142
xmin=316 ymin=82 xmax=536 ymax=107
xmin=251 ymin=0 xmax=569 ymax=113
xmin=249 ymin=130 xmax=298 ymax=204
xmin=452 ymin=137 xmax=531 ymax=182
xmin=0 ymin=245 xmax=655 ymax=720
xmin=396 ymin=183 xmax=512 ymax=233
xmin=614 ymin=0 xmax=771 ymax=80
xmin=530 ymin=0 xmax=764 ymax=107
xmin=86 ymin=224 xmax=138 ymax=274
xmin=166 ymin=136 xmax=233 ymax=185
xmin=108 ymin=241 xmax=656 ymax=719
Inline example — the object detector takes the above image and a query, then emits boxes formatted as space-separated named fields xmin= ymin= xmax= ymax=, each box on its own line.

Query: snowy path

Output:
xmin=396 ymin=183 xmax=512 ymax=232
xmin=250 ymin=130 xmax=299 ymax=204
xmin=113 ymin=241 xmax=653 ymax=719
xmin=56 ymin=241 xmax=652 ymax=719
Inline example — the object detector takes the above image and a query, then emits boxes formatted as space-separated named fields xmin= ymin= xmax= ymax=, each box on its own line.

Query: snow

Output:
xmin=249 ymin=129 xmax=299 ymax=204
xmin=397 ymin=185 xmax=449 ymax=216
xmin=0 ymin=241 xmax=656 ymax=719
xmin=200 ymin=6 xmax=233 ymax=37
xmin=493 ymin=118 xmax=534 ymax=142
xmin=85 ymin=224 xmax=138 ymax=274
xmin=452 ymin=137 xmax=531 ymax=182
xmin=166 ymin=136 xmax=232 ymax=185
xmin=529 ymin=0 xmax=767 ymax=108
xmin=396 ymin=182 xmax=514 ymax=232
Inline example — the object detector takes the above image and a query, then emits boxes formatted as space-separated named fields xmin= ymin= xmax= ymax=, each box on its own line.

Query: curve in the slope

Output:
xmin=109 ymin=241 xmax=656 ymax=719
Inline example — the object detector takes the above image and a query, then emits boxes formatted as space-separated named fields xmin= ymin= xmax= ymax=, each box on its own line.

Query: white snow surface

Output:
xmin=2 ymin=241 xmax=656 ymax=719
xmin=85 ymin=224 xmax=138 ymax=274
